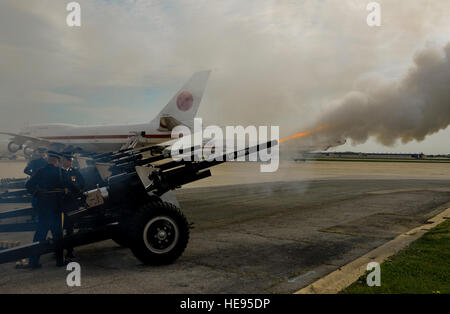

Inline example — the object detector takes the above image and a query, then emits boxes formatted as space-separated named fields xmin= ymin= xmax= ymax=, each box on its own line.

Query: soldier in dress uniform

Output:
xmin=24 ymin=147 xmax=47 ymax=177
xmin=61 ymin=152 xmax=85 ymax=259
xmin=25 ymin=151 xmax=67 ymax=268
xmin=24 ymin=147 xmax=48 ymax=221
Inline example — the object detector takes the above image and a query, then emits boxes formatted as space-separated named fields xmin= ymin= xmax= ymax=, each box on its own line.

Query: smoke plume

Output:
xmin=314 ymin=43 xmax=450 ymax=146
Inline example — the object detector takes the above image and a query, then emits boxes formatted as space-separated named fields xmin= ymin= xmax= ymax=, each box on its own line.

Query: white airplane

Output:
xmin=293 ymin=137 xmax=347 ymax=152
xmin=280 ymin=136 xmax=347 ymax=160
xmin=1 ymin=71 xmax=211 ymax=158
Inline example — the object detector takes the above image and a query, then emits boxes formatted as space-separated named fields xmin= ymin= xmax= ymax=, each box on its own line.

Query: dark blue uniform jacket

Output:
xmin=25 ymin=164 xmax=66 ymax=213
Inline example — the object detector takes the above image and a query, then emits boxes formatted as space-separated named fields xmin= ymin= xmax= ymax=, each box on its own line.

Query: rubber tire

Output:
xmin=127 ymin=201 xmax=189 ymax=265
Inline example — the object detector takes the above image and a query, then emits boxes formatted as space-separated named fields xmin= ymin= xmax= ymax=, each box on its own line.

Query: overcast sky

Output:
xmin=0 ymin=0 xmax=449 ymax=153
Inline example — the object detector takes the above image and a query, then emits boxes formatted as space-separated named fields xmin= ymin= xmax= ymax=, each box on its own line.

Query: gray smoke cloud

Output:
xmin=313 ymin=43 xmax=450 ymax=146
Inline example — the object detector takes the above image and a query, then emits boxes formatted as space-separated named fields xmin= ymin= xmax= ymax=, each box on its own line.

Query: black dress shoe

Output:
xmin=17 ymin=259 xmax=42 ymax=269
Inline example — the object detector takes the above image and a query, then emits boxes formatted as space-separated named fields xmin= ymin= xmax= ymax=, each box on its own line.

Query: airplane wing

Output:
xmin=0 ymin=132 xmax=52 ymax=146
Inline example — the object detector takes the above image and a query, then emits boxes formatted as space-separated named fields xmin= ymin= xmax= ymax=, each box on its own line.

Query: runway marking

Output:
xmin=288 ymin=271 xmax=317 ymax=283
xmin=368 ymin=187 xmax=450 ymax=195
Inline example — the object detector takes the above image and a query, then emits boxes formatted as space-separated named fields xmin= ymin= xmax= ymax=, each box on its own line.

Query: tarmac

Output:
xmin=0 ymin=160 xmax=449 ymax=293
xmin=296 ymin=206 xmax=450 ymax=294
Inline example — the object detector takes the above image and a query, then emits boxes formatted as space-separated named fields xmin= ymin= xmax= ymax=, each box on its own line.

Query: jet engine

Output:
xmin=7 ymin=141 xmax=21 ymax=153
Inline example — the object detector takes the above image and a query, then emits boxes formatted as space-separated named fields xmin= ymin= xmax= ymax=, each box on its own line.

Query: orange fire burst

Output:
xmin=279 ymin=125 xmax=327 ymax=144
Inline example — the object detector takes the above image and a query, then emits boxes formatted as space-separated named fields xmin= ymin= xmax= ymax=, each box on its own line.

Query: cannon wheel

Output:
xmin=127 ymin=201 xmax=189 ymax=265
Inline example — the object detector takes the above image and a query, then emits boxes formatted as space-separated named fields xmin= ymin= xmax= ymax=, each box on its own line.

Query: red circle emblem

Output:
xmin=176 ymin=91 xmax=194 ymax=111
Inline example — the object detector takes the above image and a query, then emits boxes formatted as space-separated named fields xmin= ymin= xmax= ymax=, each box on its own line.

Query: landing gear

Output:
xmin=23 ymin=146 xmax=33 ymax=159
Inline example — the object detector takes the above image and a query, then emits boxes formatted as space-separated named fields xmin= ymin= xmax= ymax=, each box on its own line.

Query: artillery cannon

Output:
xmin=0 ymin=189 xmax=31 ymax=203
xmin=0 ymin=140 xmax=277 ymax=266
xmin=0 ymin=178 xmax=30 ymax=204
xmin=0 ymin=178 xmax=27 ymax=191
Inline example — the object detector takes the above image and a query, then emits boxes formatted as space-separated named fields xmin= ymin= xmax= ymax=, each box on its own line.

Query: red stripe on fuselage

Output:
xmin=40 ymin=134 xmax=172 ymax=140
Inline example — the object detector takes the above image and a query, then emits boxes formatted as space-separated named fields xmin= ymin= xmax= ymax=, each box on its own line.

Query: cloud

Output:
xmin=0 ymin=0 xmax=449 ymax=154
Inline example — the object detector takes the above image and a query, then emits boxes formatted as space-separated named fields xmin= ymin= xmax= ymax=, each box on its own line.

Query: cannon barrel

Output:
xmin=115 ymin=153 xmax=171 ymax=172
xmin=113 ymin=145 xmax=201 ymax=172
xmin=113 ymin=154 xmax=143 ymax=165
xmin=94 ymin=145 xmax=161 ymax=162
xmin=85 ymin=140 xmax=277 ymax=206
xmin=91 ymin=147 xmax=134 ymax=160
xmin=144 ymin=140 xmax=278 ymax=195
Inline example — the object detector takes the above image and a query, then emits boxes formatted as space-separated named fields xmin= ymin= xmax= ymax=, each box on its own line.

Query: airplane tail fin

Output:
xmin=153 ymin=71 xmax=211 ymax=130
